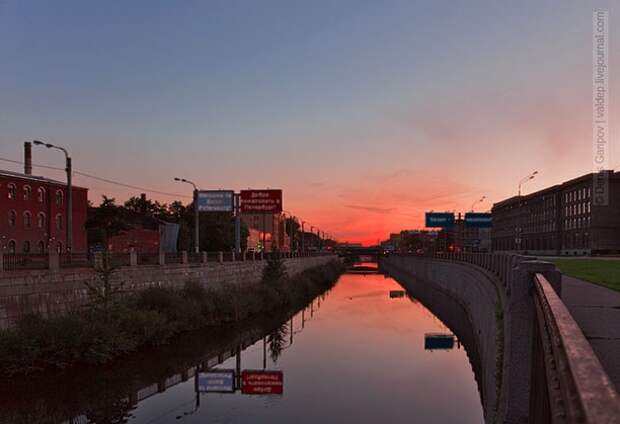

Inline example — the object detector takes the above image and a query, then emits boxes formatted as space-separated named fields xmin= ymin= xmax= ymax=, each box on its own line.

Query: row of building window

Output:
xmin=564 ymin=216 xmax=591 ymax=230
xmin=6 ymin=183 xmax=64 ymax=205
xmin=565 ymin=201 xmax=591 ymax=217
xmin=5 ymin=240 xmax=63 ymax=254
xmin=492 ymin=232 xmax=590 ymax=250
xmin=7 ymin=210 xmax=62 ymax=230
xmin=564 ymin=187 xmax=591 ymax=203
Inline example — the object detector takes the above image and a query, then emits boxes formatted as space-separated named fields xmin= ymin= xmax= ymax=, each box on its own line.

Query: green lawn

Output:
xmin=551 ymin=259 xmax=620 ymax=292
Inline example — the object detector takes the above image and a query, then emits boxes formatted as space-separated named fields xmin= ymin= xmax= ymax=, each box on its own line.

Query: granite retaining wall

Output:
xmin=0 ymin=255 xmax=337 ymax=329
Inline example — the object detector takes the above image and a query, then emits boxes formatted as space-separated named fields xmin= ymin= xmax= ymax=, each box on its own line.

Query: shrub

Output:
xmin=262 ymin=252 xmax=288 ymax=286
xmin=0 ymin=261 xmax=343 ymax=375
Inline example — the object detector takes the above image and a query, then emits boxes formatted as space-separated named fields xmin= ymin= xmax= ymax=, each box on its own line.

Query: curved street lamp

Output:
xmin=470 ymin=196 xmax=487 ymax=212
xmin=33 ymin=140 xmax=72 ymax=254
xmin=518 ymin=171 xmax=538 ymax=196
xmin=174 ymin=177 xmax=199 ymax=253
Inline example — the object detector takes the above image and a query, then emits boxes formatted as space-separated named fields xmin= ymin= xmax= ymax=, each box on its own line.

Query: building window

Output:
xmin=37 ymin=212 xmax=46 ymax=228
xmin=38 ymin=187 xmax=46 ymax=203
xmin=23 ymin=211 xmax=32 ymax=229
xmin=7 ymin=183 xmax=16 ymax=200
xmin=23 ymin=241 xmax=30 ymax=253
xmin=55 ymin=190 xmax=64 ymax=206
xmin=8 ymin=210 xmax=17 ymax=226
xmin=23 ymin=185 xmax=31 ymax=201
xmin=55 ymin=214 xmax=63 ymax=230
xmin=38 ymin=240 xmax=45 ymax=254
xmin=7 ymin=240 xmax=16 ymax=254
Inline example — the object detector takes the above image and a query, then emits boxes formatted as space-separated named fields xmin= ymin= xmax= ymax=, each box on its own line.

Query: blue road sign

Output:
xmin=464 ymin=212 xmax=492 ymax=228
xmin=197 ymin=370 xmax=235 ymax=393
xmin=424 ymin=334 xmax=455 ymax=350
xmin=425 ymin=212 xmax=455 ymax=228
xmin=197 ymin=190 xmax=235 ymax=212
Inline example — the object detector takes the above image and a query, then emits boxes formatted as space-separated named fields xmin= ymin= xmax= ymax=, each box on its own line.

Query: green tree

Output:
xmin=85 ymin=196 xmax=131 ymax=248
xmin=261 ymin=250 xmax=288 ymax=286
xmin=84 ymin=252 xmax=123 ymax=313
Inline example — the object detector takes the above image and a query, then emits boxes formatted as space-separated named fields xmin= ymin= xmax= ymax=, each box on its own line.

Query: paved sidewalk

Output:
xmin=561 ymin=275 xmax=620 ymax=391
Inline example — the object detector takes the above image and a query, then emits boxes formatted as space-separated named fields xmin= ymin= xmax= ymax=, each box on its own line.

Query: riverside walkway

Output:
xmin=562 ymin=275 xmax=620 ymax=391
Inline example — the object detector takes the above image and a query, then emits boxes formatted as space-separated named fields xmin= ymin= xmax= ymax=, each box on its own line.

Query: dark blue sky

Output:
xmin=1 ymin=1 xmax=617 ymax=242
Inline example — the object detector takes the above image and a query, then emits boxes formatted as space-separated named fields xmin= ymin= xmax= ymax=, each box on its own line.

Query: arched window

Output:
xmin=56 ymin=241 xmax=63 ymax=254
xmin=23 ymin=211 xmax=32 ymax=229
xmin=23 ymin=241 xmax=30 ymax=253
xmin=55 ymin=214 xmax=63 ymax=230
xmin=7 ymin=183 xmax=16 ymax=200
xmin=55 ymin=190 xmax=64 ymax=206
xmin=37 ymin=212 xmax=46 ymax=228
xmin=8 ymin=210 xmax=16 ymax=226
xmin=37 ymin=187 xmax=46 ymax=203
xmin=7 ymin=240 xmax=16 ymax=254
xmin=23 ymin=185 xmax=31 ymax=201
xmin=37 ymin=240 xmax=45 ymax=254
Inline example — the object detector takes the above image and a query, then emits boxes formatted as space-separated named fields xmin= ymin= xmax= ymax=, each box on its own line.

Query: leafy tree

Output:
xmin=124 ymin=196 xmax=169 ymax=221
xmin=85 ymin=196 xmax=131 ymax=248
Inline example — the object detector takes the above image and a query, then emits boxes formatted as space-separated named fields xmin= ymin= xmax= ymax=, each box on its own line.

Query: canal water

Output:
xmin=0 ymin=265 xmax=483 ymax=423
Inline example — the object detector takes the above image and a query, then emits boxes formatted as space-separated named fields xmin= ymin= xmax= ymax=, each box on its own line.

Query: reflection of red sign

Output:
xmin=240 ymin=190 xmax=282 ymax=213
xmin=241 ymin=370 xmax=284 ymax=395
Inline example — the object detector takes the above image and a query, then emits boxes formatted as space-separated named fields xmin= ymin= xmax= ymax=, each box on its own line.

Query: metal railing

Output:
xmin=0 ymin=250 xmax=333 ymax=272
xmin=388 ymin=251 xmax=620 ymax=423
xmin=137 ymin=252 xmax=159 ymax=266
xmin=59 ymin=253 xmax=94 ymax=269
xmin=532 ymin=273 xmax=620 ymax=423
xmin=2 ymin=253 xmax=48 ymax=271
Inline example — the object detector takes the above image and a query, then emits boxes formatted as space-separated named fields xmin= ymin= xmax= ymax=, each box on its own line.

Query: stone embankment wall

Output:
xmin=0 ymin=255 xmax=337 ymax=329
xmin=380 ymin=255 xmax=506 ymax=424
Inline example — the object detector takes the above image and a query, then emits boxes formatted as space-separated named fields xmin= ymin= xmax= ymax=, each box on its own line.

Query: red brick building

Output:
xmin=0 ymin=166 xmax=88 ymax=254
xmin=107 ymin=228 xmax=160 ymax=253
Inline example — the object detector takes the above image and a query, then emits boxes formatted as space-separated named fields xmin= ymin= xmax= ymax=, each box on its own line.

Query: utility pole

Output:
xmin=33 ymin=141 xmax=72 ymax=254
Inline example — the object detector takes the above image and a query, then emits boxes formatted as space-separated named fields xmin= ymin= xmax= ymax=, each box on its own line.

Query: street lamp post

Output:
xmin=33 ymin=141 xmax=72 ymax=254
xmin=470 ymin=196 xmax=487 ymax=212
xmin=174 ymin=178 xmax=199 ymax=253
xmin=518 ymin=171 xmax=538 ymax=196
xmin=283 ymin=212 xmax=295 ymax=252
xmin=301 ymin=221 xmax=306 ymax=253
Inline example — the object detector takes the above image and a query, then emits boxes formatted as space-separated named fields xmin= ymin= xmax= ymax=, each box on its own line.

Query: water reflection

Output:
xmin=0 ymin=265 xmax=483 ymax=424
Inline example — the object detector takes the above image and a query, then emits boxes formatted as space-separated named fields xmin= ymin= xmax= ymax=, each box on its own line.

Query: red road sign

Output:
xmin=241 ymin=370 xmax=284 ymax=395
xmin=240 ymin=189 xmax=282 ymax=213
